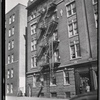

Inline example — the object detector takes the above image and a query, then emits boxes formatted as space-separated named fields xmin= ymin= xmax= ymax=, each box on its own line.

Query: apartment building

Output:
xmin=5 ymin=4 xmax=27 ymax=96
xmin=26 ymin=0 xmax=97 ymax=98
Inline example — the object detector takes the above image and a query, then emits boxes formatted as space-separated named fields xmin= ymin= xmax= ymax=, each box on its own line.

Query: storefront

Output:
xmin=74 ymin=61 xmax=97 ymax=95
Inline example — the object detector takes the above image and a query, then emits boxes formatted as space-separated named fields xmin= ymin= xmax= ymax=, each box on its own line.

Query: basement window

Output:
xmin=65 ymin=92 xmax=70 ymax=98
xmin=51 ymin=92 xmax=57 ymax=98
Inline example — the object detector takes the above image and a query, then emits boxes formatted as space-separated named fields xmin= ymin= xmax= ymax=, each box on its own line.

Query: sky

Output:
xmin=6 ymin=0 xmax=28 ymax=13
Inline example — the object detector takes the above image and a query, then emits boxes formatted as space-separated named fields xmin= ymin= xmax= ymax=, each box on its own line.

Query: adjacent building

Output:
xmin=5 ymin=4 xmax=27 ymax=96
xmin=26 ymin=0 xmax=97 ymax=99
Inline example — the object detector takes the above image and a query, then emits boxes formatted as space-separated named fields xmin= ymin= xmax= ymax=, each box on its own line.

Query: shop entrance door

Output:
xmin=79 ymin=72 xmax=90 ymax=94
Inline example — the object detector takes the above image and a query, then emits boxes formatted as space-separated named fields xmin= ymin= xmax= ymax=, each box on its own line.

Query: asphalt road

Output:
xmin=6 ymin=96 xmax=69 ymax=100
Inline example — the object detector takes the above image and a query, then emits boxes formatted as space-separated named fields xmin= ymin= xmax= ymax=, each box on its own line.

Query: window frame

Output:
xmin=12 ymin=14 xmax=15 ymax=22
xmin=8 ymin=41 xmax=11 ymax=50
xmin=10 ymin=83 xmax=13 ymax=93
xmin=8 ymin=55 xmax=10 ymax=64
xmin=7 ymin=84 xmax=10 ymax=93
xmin=7 ymin=69 xmax=10 ymax=79
xmin=33 ymin=75 xmax=36 ymax=87
xmin=12 ymin=40 xmax=14 ymax=49
xmin=11 ymin=68 xmax=14 ymax=78
xmin=12 ymin=27 xmax=15 ymax=35
xmin=9 ymin=16 xmax=11 ymax=24
xmin=9 ymin=29 xmax=11 ymax=37
xmin=31 ymin=23 xmax=37 ymax=35
xmin=66 ymin=1 xmax=76 ymax=17
xmin=92 ymin=0 xmax=97 ymax=5
xmin=11 ymin=54 xmax=14 ymax=63
xmin=31 ymin=39 xmax=37 ymax=51
xmin=63 ymin=70 xmax=70 ymax=85
xmin=68 ymin=19 xmax=78 ymax=37
xmin=31 ymin=56 xmax=37 ymax=68
xmin=70 ymin=40 xmax=81 ymax=59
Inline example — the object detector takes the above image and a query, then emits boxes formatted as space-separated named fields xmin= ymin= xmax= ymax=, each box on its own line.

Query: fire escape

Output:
xmin=36 ymin=2 xmax=60 ymax=97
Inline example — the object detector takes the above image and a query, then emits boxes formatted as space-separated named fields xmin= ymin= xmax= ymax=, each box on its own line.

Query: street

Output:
xmin=6 ymin=96 xmax=69 ymax=100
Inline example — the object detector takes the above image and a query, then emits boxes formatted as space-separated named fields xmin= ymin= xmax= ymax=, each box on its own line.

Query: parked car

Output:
xmin=70 ymin=91 xmax=97 ymax=100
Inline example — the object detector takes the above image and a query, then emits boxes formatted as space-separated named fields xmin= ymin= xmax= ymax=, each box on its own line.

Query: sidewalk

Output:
xmin=6 ymin=96 xmax=69 ymax=100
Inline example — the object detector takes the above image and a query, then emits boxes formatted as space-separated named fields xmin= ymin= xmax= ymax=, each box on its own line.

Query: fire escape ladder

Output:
xmin=49 ymin=41 xmax=55 ymax=82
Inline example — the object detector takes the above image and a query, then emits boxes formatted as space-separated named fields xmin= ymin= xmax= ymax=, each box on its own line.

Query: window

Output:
xmin=8 ymin=55 xmax=10 ymax=64
xmin=63 ymin=70 xmax=70 ymax=85
xmin=70 ymin=40 xmax=81 ymax=59
xmin=7 ymin=70 xmax=10 ymax=79
xmin=66 ymin=1 xmax=76 ymax=17
xmin=40 ymin=93 xmax=44 ymax=97
xmin=11 ymin=54 xmax=14 ymax=63
xmin=11 ymin=69 xmax=14 ymax=78
xmin=92 ymin=0 xmax=97 ymax=4
xmin=53 ymin=32 xmax=58 ymax=41
xmin=12 ymin=14 xmax=15 ymax=22
xmin=33 ymin=75 xmax=36 ymax=87
xmin=50 ymin=77 xmax=56 ymax=86
xmin=8 ymin=41 xmax=11 ymax=50
xmin=9 ymin=17 xmax=11 ymax=24
xmin=31 ymin=24 xmax=37 ymax=35
xmin=12 ymin=40 xmax=14 ymax=49
xmin=9 ymin=29 xmax=11 ymax=37
xmin=12 ymin=27 xmax=14 ymax=35
xmin=31 ymin=39 xmax=37 ymax=51
xmin=10 ymin=83 xmax=13 ymax=93
xmin=68 ymin=19 xmax=78 ymax=37
xmin=51 ymin=92 xmax=57 ymax=98
xmin=31 ymin=56 xmax=37 ymax=68
xmin=54 ymin=51 xmax=60 ymax=62
xmin=65 ymin=92 xmax=70 ymax=98
xmin=7 ymin=84 xmax=10 ymax=93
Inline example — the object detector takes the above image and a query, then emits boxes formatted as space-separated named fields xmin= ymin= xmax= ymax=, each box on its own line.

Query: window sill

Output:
xmin=70 ymin=57 xmax=81 ymax=61
xmin=67 ymin=13 xmax=76 ymax=18
xmin=69 ymin=34 xmax=78 ymax=38
xmin=50 ymin=84 xmax=56 ymax=87
xmin=64 ymin=84 xmax=70 ymax=86
xmin=31 ymin=33 xmax=36 ymax=36
xmin=31 ymin=50 xmax=37 ymax=52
